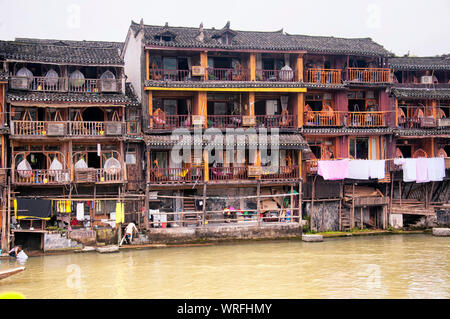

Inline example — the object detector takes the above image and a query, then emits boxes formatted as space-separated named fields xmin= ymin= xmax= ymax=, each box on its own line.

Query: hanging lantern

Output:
xmin=69 ymin=70 xmax=85 ymax=88
xmin=45 ymin=69 xmax=59 ymax=87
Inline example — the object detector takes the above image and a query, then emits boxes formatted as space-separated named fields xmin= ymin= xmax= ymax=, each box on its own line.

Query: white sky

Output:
xmin=0 ymin=0 xmax=449 ymax=57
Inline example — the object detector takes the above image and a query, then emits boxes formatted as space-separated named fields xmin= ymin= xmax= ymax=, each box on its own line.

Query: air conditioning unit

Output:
xmin=105 ymin=122 xmax=123 ymax=135
xmin=191 ymin=66 xmax=205 ymax=76
xmin=420 ymin=76 xmax=433 ymax=84
xmin=99 ymin=79 xmax=118 ymax=92
xmin=10 ymin=77 xmax=29 ymax=90
xmin=47 ymin=123 xmax=66 ymax=136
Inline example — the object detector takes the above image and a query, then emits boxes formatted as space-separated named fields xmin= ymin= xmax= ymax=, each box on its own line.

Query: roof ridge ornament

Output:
xmin=196 ymin=22 xmax=205 ymax=43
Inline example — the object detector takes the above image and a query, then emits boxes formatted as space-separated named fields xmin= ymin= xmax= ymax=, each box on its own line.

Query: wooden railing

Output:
xmin=260 ymin=166 xmax=299 ymax=180
xmin=348 ymin=112 xmax=386 ymax=127
xmin=69 ymin=121 xmax=105 ymax=136
xmin=207 ymin=115 xmax=243 ymax=128
xmin=255 ymin=115 xmax=296 ymax=128
xmin=347 ymin=68 xmax=391 ymax=83
xmin=255 ymin=69 xmax=296 ymax=82
xmin=207 ymin=68 xmax=250 ymax=81
xmin=9 ymin=76 xmax=122 ymax=93
xmin=305 ymin=68 xmax=342 ymax=84
xmin=303 ymin=111 xmax=343 ymax=126
xmin=209 ymin=166 xmax=247 ymax=181
xmin=11 ymin=121 xmax=66 ymax=136
xmin=96 ymin=168 xmax=123 ymax=183
xmin=0 ymin=168 xmax=7 ymax=185
xmin=149 ymin=167 xmax=204 ymax=183
xmin=148 ymin=69 xmax=191 ymax=81
xmin=152 ymin=115 xmax=192 ymax=130
xmin=14 ymin=169 xmax=70 ymax=185
xmin=305 ymin=160 xmax=318 ymax=174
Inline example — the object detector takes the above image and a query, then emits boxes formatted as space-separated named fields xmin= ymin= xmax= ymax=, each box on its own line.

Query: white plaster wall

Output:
xmin=123 ymin=29 xmax=144 ymax=102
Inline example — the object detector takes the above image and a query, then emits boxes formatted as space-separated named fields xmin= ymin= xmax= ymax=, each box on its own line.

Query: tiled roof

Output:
xmin=145 ymin=133 xmax=309 ymax=150
xmin=145 ymin=80 xmax=347 ymax=90
xmin=0 ymin=39 xmax=123 ymax=65
xmin=132 ymin=21 xmax=392 ymax=57
xmin=394 ymin=128 xmax=450 ymax=137
xmin=125 ymin=82 xmax=140 ymax=106
xmin=390 ymin=87 xmax=450 ymax=100
xmin=7 ymin=91 xmax=132 ymax=105
xmin=389 ymin=56 xmax=450 ymax=71
xmin=303 ymin=127 xmax=394 ymax=135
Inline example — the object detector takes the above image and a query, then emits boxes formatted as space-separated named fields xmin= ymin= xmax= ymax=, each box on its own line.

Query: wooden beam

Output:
xmin=351 ymin=183 xmax=355 ymax=229
xmin=249 ymin=53 xmax=256 ymax=81
xmin=145 ymin=87 xmax=308 ymax=92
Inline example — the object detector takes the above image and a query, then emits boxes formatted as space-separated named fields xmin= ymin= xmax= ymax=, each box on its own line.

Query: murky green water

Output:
xmin=0 ymin=234 xmax=448 ymax=298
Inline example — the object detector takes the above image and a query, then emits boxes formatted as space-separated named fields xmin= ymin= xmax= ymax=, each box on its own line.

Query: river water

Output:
xmin=0 ymin=234 xmax=448 ymax=299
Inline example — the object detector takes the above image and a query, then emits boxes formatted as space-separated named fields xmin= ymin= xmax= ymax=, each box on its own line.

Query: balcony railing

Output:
xmin=207 ymin=68 xmax=250 ymax=81
xmin=14 ymin=169 xmax=70 ymax=185
xmin=148 ymin=69 xmax=191 ymax=81
xmin=255 ymin=69 xmax=296 ymax=82
xmin=11 ymin=121 xmax=124 ymax=137
xmin=260 ymin=166 xmax=299 ymax=180
xmin=9 ymin=76 xmax=122 ymax=93
xmin=96 ymin=168 xmax=123 ymax=183
xmin=347 ymin=68 xmax=391 ymax=83
xmin=207 ymin=115 xmax=243 ymax=128
xmin=304 ymin=111 xmax=343 ymax=127
xmin=305 ymin=68 xmax=342 ymax=84
xmin=398 ymin=116 xmax=437 ymax=129
xmin=209 ymin=166 xmax=247 ymax=181
xmin=149 ymin=167 xmax=204 ymax=183
xmin=151 ymin=114 xmax=192 ymax=130
xmin=348 ymin=112 xmax=386 ymax=127
xmin=255 ymin=115 xmax=296 ymax=128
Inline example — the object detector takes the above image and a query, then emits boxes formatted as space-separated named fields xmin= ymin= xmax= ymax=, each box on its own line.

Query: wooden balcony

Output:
xmin=255 ymin=69 xmax=297 ymax=82
xmin=303 ymin=111 xmax=343 ymax=127
xmin=14 ymin=169 xmax=70 ymax=185
xmin=207 ymin=115 xmax=243 ymax=128
xmin=347 ymin=68 xmax=391 ymax=83
xmin=305 ymin=68 xmax=342 ymax=84
xmin=209 ymin=166 xmax=247 ymax=182
xmin=255 ymin=115 xmax=296 ymax=128
xmin=0 ymin=168 xmax=7 ymax=185
xmin=260 ymin=166 xmax=299 ymax=181
xmin=348 ymin=112 xmax=386 ymax=127
xmin=9 ymin=76 xmax=122 ymax=93
xmin=74 ymin=168 xmax=123 ymax=184
xmin=207 ymin=68 xmax=250 ymax=81
xmin=305 ymin=160 xmax=318 ymax=174
xmin=149 ymin=167 xmax=204 ymax=184
xmin=148 ymin=69 xmax=191 ymax=81
xmin=11 ymin=121 xmax=124 ymax=137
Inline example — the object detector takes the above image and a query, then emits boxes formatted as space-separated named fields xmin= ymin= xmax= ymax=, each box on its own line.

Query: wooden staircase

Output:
xmin=182 ymin=197 xmax=200 ymax=226
xmin=340 ymin=208 xmax=351 ymax=231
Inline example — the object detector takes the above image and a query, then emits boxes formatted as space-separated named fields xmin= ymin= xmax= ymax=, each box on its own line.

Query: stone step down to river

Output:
xmin=96 ymin=245 xmax=120 ymax=253
xmin=302 ymin=234 xmax=323 ymax=242
xmin=432 ymin=228 xmax=450 ymax=237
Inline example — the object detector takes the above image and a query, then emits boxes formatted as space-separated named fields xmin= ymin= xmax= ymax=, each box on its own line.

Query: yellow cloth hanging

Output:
xmin=115 ymin=202 xmax=124 ymax=224
xmin=14 ymin=199 xmax=17 ymax=218
xmin=66 ymin=200 xmax=71 ymax=213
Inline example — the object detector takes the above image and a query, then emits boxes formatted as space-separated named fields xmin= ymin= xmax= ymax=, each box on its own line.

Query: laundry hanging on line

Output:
xmin=394 ymin=157 xmax=445 ymax=183
xmin=318 ymin=159 xmax=386 ymax=181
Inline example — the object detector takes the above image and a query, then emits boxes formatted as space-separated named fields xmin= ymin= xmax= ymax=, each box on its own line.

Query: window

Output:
xmin=349 ymin=138 xmax=369 ymax=159
xmin=126 ymin=153 xmax=136 ymax=165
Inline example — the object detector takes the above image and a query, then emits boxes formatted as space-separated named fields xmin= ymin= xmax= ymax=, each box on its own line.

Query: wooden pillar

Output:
xmin=203 ymin=149 xmax=209 ymax=182
xmin=1 ymin=188 xmax=6 ymax=252
xmin=310 ymin=175 xmax=317 ymax=232
xmin=257 ymin=180 xmax=261 ymax=226
xmin=339 ymin=181 xmax=343 ymax=231
xmin=290 ymin=185 xmax=294 ymax=223
xmin=144 ymin=150 xmax=150 ymax=230
xmin=351 ymin=183 xmax=355 ymax=229
xmin=202 ymin=183 xmax=207 ymax=228
xmin=249 ymin=53 xmax=256 ymax=81
xmin=6 ymin=177 xmax=11 ymax=251
xmin=200 ymin=51 xmax=208 ymax=81
xmin=298 ymin=181 xmax=302 ymax=227
xmin=360 ymin=207 xmax=363 ymax=229
xmin=399 ymin=181 xmax=402 ymax=207
xmin=146 ymin=49 xmax=149 ymax=81
xmin=295 ymin=54 xmax=304 ymax=82
xmin=248 ymin=92 xmax=255 ymax=116
xmin=297 ymin=92 xmax=304 ymax=128
xmin=148 ymin=91 xmax=153 ymax=129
